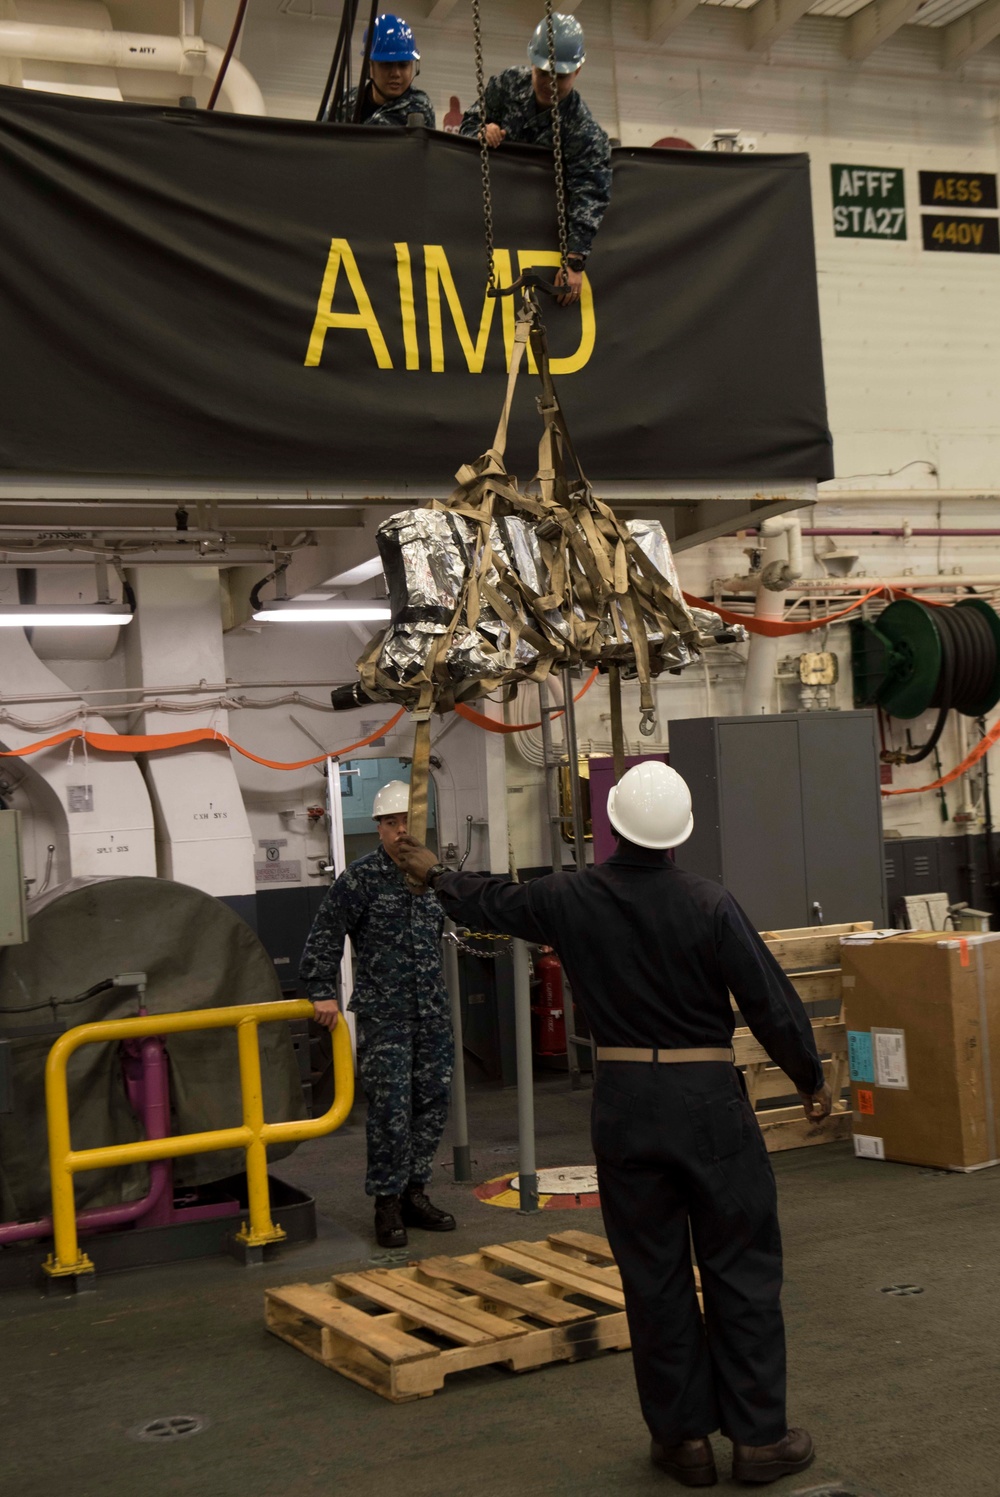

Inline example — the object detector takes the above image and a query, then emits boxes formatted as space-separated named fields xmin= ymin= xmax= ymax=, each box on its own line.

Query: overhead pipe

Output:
xmin=804 ymin=528 xmax=1000 ymax=538
xmin=715 ymin=574 xmax=1000 ymax=594
xmin=0 ymin=21 xmax=266 ymax=113
xmin=818 ymin=489 xmax=1000 ymax=503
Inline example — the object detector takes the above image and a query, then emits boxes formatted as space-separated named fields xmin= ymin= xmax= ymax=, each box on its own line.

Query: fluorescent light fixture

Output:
xmin=252 ymin=599 xmax=391 ymax=623
xmin=0 ymin=604 xmax=133 ymax=627
xmin=325 ymin=557 xmax=385 ymax=588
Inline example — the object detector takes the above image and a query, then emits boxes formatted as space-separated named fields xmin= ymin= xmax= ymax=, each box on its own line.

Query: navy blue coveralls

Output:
xmin=434 ymin=842 xmax=823 ymax=1448
xmin=300 ymin=847 xmax=452 ymax=1197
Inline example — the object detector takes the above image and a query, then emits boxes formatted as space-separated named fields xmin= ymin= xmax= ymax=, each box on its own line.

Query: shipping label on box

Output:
xmin=848 ymin=1030 xmax=875 ymax=1083
xmin=872 ymin=1027 xmax=909 ymax=1089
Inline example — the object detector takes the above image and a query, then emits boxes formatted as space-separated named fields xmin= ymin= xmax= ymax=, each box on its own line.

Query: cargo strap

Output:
xmin=356 ymin=290 xmax=702 ymax=849
xmin=595 ymin=1047 xmax=734 ymax=1064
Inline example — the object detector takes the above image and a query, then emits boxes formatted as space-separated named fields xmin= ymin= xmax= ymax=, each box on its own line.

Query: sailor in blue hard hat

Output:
xmin=459 ymin=14 xmax=611 ymax=306
xmin=331 ymin=13 xmax=435 ymax=128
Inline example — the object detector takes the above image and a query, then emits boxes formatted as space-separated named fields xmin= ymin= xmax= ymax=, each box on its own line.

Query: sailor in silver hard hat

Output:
xmin=459 ymin=13 xmax=612 ymax=306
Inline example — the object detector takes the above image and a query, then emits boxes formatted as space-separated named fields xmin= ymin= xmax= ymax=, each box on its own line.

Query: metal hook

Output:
xmin=639 ymin=709 xmax=657 ymax=738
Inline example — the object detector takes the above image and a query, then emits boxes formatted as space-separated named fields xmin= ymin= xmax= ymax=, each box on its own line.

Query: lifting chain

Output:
xmin=470 ymin=0 xmax=569 ymax=293
xmin=444 ymin=926 xmax=512 ymax=959
xmin=471 ymin=0 xmax=497 ymax=293
xmin=543 ymin=0 xmax=570 ymax=275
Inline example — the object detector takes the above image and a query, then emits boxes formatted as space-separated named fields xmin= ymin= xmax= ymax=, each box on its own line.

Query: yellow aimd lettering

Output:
xmin=515 ymin=252 xmax=596 ymax=376
xmin=304 ymin=238 xmax=393 ymax=370
xmin=424 ymin=245 xmax=507 ymax=374
xmin=395 ymin=242 xmax=420 ymax=371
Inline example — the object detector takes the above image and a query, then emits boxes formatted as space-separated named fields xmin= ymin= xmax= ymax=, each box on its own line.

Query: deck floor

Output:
xmin=3 ymin=1069 xmax=998 ymax=1497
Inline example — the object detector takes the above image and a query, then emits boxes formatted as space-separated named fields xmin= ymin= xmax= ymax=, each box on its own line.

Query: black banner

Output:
xmin=0 ymin=87 xmax=833 ymax=485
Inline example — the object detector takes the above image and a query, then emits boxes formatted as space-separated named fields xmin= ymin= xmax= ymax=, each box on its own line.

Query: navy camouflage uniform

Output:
xmin=300 ymin=846 xmax=452 ymax=1196
xmin=333 ymin=84 xmax=435 ymax=128
xmin=459 ymin=67 xmax=612 ymax=259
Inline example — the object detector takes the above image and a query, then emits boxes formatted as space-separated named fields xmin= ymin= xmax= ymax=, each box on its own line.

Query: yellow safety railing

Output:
xmin=43 ymin=1000 xmax=354 ymax=1279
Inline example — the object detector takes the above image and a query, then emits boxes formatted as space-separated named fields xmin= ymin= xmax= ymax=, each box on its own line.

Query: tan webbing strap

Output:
xmin=608 ymin=664 xmax=626 ymax=782
xmin=596 ymin=1047 xmax=733 ymax=1064
xmin=492 ymin=307 xmax=532 ymax=458
xmin=407 ymin=706 xmax=433 ymax=856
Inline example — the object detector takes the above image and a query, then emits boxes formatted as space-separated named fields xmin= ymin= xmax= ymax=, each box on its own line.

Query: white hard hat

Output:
xmin=372 ymin=779 xmax=410 ymax=820
xmin=606 ymin=760 xmax=693 ymax=849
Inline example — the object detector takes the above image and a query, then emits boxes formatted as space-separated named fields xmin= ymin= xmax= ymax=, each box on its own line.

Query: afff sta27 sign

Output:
xmin=831 ymin=165 xmax=906 ymax=240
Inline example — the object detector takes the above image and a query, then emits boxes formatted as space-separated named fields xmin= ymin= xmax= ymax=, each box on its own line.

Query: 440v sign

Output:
xmin=831 ymin=165 xmax=906 ymax=240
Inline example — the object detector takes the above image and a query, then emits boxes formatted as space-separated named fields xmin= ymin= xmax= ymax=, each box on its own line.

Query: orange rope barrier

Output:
xmin=882 ymin=716 xmax=1000 ymax=796
xmin=681 ymin=583 xmax=953 ymax=638
xmin=681 ymin=587 xmax=886 ymax=637
xmin=0 ymin=709 xmax=406 ymax=771
xmin=455 ymin=668 xmax=599 ymax=734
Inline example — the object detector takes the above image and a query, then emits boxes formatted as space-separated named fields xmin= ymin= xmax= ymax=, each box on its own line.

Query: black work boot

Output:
xmin=374 ymin=1194 xmax=407 ymax=1249
xmin=400 ymin=1182 xmax=456 ymax=1232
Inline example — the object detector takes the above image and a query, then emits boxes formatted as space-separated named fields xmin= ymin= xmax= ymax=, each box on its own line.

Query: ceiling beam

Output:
xmin=647 ymin=0 xmax=703 ymax=45
xmin=942 ymin=0 xmax=1000 ymax=67
xmin=745 ymin=0 xmax=818 ymax=51
xmin=843 ymin=0 xmax=927 ymax=60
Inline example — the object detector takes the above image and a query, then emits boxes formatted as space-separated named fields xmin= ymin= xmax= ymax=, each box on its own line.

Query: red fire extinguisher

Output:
xmin=531 ymin=948 xmax=566 ymax=1056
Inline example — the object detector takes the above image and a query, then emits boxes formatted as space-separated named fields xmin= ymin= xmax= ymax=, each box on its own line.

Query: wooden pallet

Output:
xmin=265 ymin=1230 xmax=636 ymax=1403
xmin=730 ymin=921 xmax=872 ymax=1153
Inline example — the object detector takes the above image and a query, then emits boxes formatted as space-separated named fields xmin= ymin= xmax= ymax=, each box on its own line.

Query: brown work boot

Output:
xmin=650 ymin=1438 xmax=718 ymax=1487
xmin=374 ymin=1194 xmax=407 ymax=1249
xmin=401 ymin=1182 xmax=456 ymax=1231
xmin=731 ymin=1428 xmax=815 ymax=1484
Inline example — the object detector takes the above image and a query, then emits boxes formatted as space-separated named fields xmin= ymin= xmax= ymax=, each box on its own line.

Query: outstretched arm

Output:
xmin=397 ymin=837 xmax=551 ymax=943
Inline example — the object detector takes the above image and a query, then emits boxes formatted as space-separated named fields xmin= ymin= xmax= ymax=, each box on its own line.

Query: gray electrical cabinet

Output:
xmin=0 ymin=810 xmax=28 ymax=946
xmin=668 ymin=711 xmax=887 ymax=932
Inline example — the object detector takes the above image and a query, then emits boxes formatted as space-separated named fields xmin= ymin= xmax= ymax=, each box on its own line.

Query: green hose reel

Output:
xmin=851 ymin=597 xmax=1000 ymax=720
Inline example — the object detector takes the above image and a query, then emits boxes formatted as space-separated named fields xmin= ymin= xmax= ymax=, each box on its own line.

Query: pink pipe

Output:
xmin=802 ymin=528 xmax=1000 ymax=538
xmin=0 ymin=1034 xmax=171 ymax=1246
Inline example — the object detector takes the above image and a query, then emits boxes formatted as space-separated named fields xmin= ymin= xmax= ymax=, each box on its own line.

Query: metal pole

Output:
xmin=326 ymin=757 xmax=355 ymax=1037
xmin=443 ymin=923 xmax=472 ymax=1182
xmin=537 ymin=678 xmax=564 ymax=873
xmin=560 ymin=664 xmax=587 ymax=871
xmin=512 ymin=938 xmax=538 ymax=1211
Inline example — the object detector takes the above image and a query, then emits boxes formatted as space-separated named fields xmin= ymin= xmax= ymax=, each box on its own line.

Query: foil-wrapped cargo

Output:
xmin=362 ymin=504 xmax=705 ymax=706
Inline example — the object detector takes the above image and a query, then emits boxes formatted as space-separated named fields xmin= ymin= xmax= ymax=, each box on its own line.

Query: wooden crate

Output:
xmin=265 ymin=1230 xmax=636 ymax=1403
xmin=730 ymin=921 xmax=873 ymax=1153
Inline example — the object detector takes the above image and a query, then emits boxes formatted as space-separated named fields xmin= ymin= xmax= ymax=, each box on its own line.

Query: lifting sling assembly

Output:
xmin=352 ymin=285 xmax=702 ymax=846
xmin=324 ymin=0 xmax=717 ymax=834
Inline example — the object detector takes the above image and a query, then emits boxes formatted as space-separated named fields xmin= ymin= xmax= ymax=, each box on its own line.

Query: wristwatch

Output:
xmin=565 ymin=253 xmax=586 ymax=273
xmin=424 ymin=863 xmax=447 ymax=888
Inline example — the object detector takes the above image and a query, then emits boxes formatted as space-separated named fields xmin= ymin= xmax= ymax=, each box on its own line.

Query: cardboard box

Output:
xmin=840 ymin=931 xmax=1000 ymax=1172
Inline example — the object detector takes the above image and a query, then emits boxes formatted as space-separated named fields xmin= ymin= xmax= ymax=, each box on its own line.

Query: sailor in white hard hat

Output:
xmin=300 ymin=777 xmax=457 ymax=1249
xmin=397 ymin=759 xmax=829 ymax=1488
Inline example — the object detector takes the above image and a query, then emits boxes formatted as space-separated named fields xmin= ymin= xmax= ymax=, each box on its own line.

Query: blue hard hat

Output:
xmin=364 ymin=13 xmax=420 ymax=62
xmin=527 ymin=12 xmax=585 ymax=73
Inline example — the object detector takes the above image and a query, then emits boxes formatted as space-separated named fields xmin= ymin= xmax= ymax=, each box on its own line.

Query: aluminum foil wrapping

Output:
xmin=374 ymin=508 xmax=540 ymax=688
xmin=598 ymin=518 xmax=699 ymax=670
xmin=367 ymin=506 xmax=723 ymax=698
xmin=689 ymin=605 xmax=750 ymax=645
